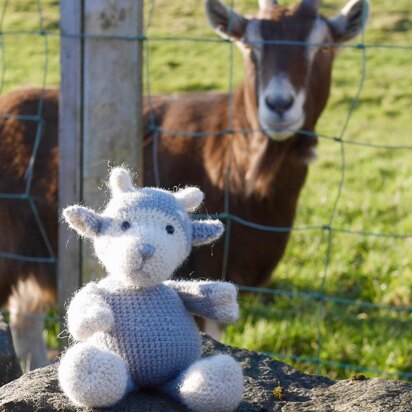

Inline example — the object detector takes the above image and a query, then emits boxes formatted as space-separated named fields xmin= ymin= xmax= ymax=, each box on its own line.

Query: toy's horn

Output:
xmin=109 ymin=167 xmax=136 ymax=196
xmin=174 ymin=187 xmax=204 ymax=212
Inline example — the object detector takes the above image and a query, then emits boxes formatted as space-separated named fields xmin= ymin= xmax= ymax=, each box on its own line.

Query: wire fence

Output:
xmin=0 ymin=0 xmax=410 ymax=380
xmin=0 ymin=0 xmax=55 ymax=265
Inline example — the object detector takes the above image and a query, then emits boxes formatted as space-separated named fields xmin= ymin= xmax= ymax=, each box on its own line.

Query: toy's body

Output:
xmin=59 ymin=168 xmax=243 ymax=411
xmin=75 ymin=282 xmax=201 ymax=386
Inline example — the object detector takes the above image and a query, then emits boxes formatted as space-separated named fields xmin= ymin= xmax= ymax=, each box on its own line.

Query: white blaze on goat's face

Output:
xmin=205 ymin=0 xmax=370 ymax=141
xmin=306 ymin=17 xmax=330 ymax=63
xmin=257 ymin=75 xmax=306 ymax=140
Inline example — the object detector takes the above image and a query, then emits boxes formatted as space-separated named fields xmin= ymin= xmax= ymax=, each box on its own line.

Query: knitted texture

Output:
xmin=59 ymin=167 xmax=243 ymax=411
xmin=163 ymin=354 xmax=244 ymax=412
xmin=165 ymin=280 xmax=239 ymax=322
xmin=90 ymin=283 xmax=202 ymax=387
xmin=58 ymin=342 xmax=129 ymax=408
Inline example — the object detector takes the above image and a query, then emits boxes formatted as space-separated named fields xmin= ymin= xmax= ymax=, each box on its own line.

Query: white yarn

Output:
xmin=179 ymin=354 xmax=244 ymax=412
xmin=109 ymin=167 xmax=136 ymax=195
xmin=174 ymin=186 xmax=204 ymax=211
xmin=67 ymin=282 xmax=114 ymax=341
xmin=94 ymin=208 xmax=188 ymax=288
xmin=59 ymin=342 xmax=129 ymax=408
xmin=207 ymin=283 xmax=239 ymax=323
xmin=60 ymin=168 xmax=242 ymax=410
xmin=165 ymin=280 xmax=239 ymax=323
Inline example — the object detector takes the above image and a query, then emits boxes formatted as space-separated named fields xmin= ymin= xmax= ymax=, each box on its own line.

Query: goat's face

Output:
xmin=63 ymin=168 xmax=224 ymax=288
xmin=206 ymin=0 xmax=369 ymax=141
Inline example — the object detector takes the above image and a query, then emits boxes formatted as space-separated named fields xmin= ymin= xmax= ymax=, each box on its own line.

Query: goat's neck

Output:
xmin=226 ymin=84 xmax=300 ymax=199
xmin=204 ymin=80 xmax=312 ymax=201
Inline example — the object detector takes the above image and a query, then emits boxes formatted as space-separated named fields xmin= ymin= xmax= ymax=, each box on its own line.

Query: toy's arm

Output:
xmin=165 ymin=280 xmax=239 ymax=323
xmin=67 ymin=282 xmax=114 ymax=341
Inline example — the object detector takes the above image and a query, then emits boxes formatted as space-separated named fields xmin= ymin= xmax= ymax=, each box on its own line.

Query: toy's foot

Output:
xmin=59 ymin=342 xmax=130 ymax=407
xmin=164 ymin=354 xmax=243 ymax=412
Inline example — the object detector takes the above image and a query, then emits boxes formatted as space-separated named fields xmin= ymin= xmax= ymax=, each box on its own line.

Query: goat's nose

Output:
xmin=265 ymin=96 xmax=294 ymax=116
xmin=138 ymin=243 xmax=155 ymax=259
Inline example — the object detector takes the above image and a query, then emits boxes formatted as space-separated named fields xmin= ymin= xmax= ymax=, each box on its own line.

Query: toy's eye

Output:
xmin=121 ymin=221 xmax=131 ymax=231
xmin=166 ymin=225 xmax=175 ymax=235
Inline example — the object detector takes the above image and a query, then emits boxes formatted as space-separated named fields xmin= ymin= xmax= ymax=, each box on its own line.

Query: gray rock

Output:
xmin=0 ymin=315 xmax=22 ymax=387
xmin=0 ymin=334 xmax=410 ymax=411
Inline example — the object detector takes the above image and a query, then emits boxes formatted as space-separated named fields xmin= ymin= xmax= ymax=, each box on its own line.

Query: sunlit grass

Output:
xmin=225 ymin=295 xmax=411 ymax=379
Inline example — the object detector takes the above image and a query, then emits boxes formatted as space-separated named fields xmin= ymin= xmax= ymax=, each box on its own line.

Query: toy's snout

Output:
xmin=138 ymin=243 xmax=155 ymax=260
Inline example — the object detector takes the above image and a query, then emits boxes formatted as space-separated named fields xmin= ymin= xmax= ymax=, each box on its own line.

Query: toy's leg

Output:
xmin=59 ymin=342 xmax=132 ymax=408
xmin=162 ymin=354 xmax=243 ymax=412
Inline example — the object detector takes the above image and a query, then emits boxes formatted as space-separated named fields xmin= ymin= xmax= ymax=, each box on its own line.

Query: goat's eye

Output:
xmin=321 ymin=46 xmax=331 ymax=53
xmin=166 ymin=225 xmax=175 ymax=235
xmin=121 ymin=221 xmax=131 ymax=231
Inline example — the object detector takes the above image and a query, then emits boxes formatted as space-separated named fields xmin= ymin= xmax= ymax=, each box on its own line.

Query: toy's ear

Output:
xmin=109 ymin=167 xmax=136 ymax=196
xmin=192 ymin=220 xmax=224 ymax=246
xmin=63 ymin=205 xmax=103 ymax=238
xmin=174 ymin=187 xmax=204 ymax=212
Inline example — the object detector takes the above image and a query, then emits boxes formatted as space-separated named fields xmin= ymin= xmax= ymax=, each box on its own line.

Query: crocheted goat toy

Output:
xmin=59 ymin=167 xmax=243 ymax=411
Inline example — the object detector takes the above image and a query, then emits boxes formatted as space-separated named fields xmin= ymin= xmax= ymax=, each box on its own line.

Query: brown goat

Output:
xmin=0 ymin=0 xmax=368 ymax=369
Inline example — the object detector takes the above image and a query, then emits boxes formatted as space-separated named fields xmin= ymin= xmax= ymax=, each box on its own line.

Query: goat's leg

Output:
xmin=161 ymin=354 xmax=243 ymax=412
xmin=8 ymin=276 xmax=51 ymax=371
xmin=9 ymin=312 xmax=48 ymax=371
xmin=196 ymin=316 xmax=225 ymax=340
xmin=203 ymin=318 xmax=225 ymax=341
xmin=59 ymin=342 xmax=132 ymax=408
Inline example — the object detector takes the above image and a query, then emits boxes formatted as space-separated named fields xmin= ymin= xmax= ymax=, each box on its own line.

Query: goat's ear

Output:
xmin=109 ymin=167 xmax=136 ymax=196
xmin=192 ymin=220 xmax=224 ymax=246
xmin=205 ymin=0 xmax=248 ymax=41
xmin=174 ymin=187 xmax=204 ymax=212
xmin=329 ymin=0 xmax=369 ymax=43
xmin=63 ymin=205 xmax=103 ymax=238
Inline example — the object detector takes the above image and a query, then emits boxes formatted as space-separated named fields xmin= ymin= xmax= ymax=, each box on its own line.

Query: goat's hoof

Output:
xmin=59 ymin=342 xmax=129 ymax=407
xmin=179 ymin=354 xmax=243 ymax=412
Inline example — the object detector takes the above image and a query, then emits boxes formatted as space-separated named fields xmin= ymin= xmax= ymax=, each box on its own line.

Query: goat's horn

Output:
xmin=301 ymin=0 xmax=322 ymax=9
xmin=259 ymin=0 xmax=278 ymax=10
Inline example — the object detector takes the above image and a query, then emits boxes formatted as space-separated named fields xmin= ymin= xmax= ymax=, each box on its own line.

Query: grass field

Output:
xmin=1 ymin=0 xmax=411 ymax=379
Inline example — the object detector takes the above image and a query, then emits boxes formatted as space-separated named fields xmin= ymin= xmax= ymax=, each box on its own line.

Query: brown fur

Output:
xmin=0 ymin=88 xmax=58 ymax=308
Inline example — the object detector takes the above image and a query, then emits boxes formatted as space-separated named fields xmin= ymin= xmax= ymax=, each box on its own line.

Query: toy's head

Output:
xmin=63 ymin=168 xmax=224 ymax=288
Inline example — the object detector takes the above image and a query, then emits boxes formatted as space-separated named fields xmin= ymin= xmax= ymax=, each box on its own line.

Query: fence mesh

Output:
xmin=0 ymin=0 xmax=410 ymax=380
xmin=0 ymin=0 xmax=55 ymax=263
xmin=143 ymin=0 xmax=412 ymax=380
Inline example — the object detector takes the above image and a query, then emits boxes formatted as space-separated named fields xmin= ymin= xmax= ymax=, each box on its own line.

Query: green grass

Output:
xmin=2 ymin=0 xmax=411 ymax=380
